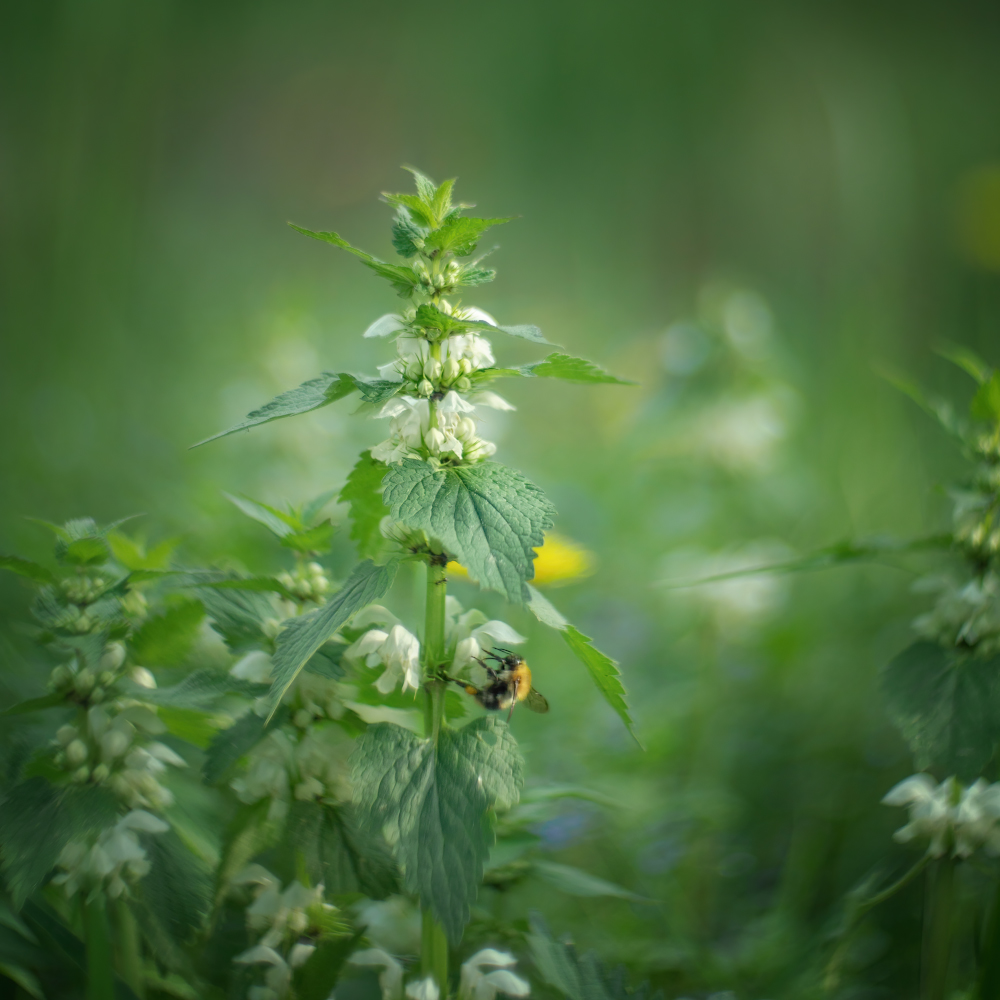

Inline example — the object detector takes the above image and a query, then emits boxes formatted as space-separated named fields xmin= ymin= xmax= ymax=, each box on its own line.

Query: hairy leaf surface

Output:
xmin=351 ymin=717 xmax=522 ymax=944
xmin=382 ymin=461 xmax=555 ymax=603
xmin=339 ymin=452 xmax=391 ymax=559
xmin=519 ymin=353 xmax=635 ymax=385
xmin=130 ymin=600 xmax=204 ymax=667
xmin=288 ymin=226 xmax=419 ymax=295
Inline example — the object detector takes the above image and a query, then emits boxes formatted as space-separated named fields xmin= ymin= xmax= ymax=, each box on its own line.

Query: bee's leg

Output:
xmin=507 ymin=679 xmax=520 ymax=722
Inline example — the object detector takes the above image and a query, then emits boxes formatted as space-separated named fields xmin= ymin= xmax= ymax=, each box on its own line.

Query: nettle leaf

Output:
xmin=0 ymin=781 xmax=118 ymax=906
xmin=61 ymin=537 xmax=110 ymax=567
xmin=130 ymin=600 xmax=205 ymax=667
xmin=532 ymin=861 xmax=647 ymax=902
xmin=284 ymin=801 xmax=398 ymax=899
xmin=391 ymin=212 xmax=425 ymax=258
xmin=422 ymin=217 xmax=512 ymax=257
xmin=137 ymin=829 xmax=212 ymax=944
xmin=463 ymin=319 xmax=550 ymax=345
xmin=351 ymin=716 xmax=523 ymax=944
xmin=198 ymin=576 xmax=298 ymax=601
xmin=137 ymin=669 xmax=268 ymax=711
xmin=265 ymin=559 xmax=399 ymax=717
xmin=281 ymin=522 xmax=334 ymax=554
xmin=288 ymin=225 xmax=419 ymax=296
xmin=226 ymin=493 xmax=300 ymax=538
xmin=937 ymin=343 xmax=993 ymax=384
xmin=203 ymin=707 xmax=290 ymax=785
xmin=340 ymin=452 xmax=391 ymax=560
xmin=192 ymin=372 xmax=358 ymax=448
xmin=527 ymin=586 xmax=637 ymax=742
xmin=882 ymin=641 xmax=1000 ymax=779
xmin=107 ymin=533 xmax=179 ymax=572
xmin=519 ymin=353 xmax=635 ymax=385
xmin=0 ymin=557 xmax=54 ymax=586
xmin=198 ymin=586 xmax=273 ymax=650
xmin=382 ymin=461 xmax=555 ymax=604
xmin=457 ymin=266 xmax=496 ymax=287
xmin=972 ymin=372 xmax=1000 ymax=423
xmin=354 ymin=379 xmax=402 ymax=407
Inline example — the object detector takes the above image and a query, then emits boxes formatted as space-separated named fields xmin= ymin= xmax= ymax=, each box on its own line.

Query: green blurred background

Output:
xmin=4 ymin=0 xmax=1000 ymax=994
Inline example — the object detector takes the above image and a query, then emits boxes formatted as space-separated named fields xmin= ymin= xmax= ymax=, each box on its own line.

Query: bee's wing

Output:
xmin=525 ymin=688 xmax=549 ymax=714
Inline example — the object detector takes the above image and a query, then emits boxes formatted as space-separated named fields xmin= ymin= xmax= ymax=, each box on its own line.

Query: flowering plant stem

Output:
xmin=921 ymin=856 xmax=956 ymax=1000
xmin=83 ymin=895 xmax=115 ymax=1000
xmin=113 ymin=897 xmax=145 ymax=999
xmin=422 ymin=557 xmax=450 ymax=991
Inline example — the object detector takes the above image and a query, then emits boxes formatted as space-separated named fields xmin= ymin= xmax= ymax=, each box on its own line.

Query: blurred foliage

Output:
xmin=4 ymin=1 xmax=1000 ymax=997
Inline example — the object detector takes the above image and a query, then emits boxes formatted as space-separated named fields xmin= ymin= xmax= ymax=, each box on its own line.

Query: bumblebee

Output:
xmin=458 ymin=649 xmax=549 ymax=719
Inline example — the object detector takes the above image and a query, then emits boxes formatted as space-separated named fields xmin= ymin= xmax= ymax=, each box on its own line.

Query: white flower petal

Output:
xmin=364 ymin=314 xmax=406 ymax=338
xmin=466 ymin=950 xmax=518 ymax=970
xmin=118 ymin=810 xmax=170 ymax=834
xmin=471 ymin=622 xmax=527 ymax=647
xmin=471 ymin=392 xmax=516 ymax=411
xmin=882 ymin=774 xmax=938 ymax=807
xmin=482 ymin=971 xmax=530 ymax=998
xmin=146 ymin=742 xmax=187 ymax=767
xmin=231 ymin=651 xmax=274 ymax=683
xmin=234 ymin=945 xmax=287 ymax=967
xmin=406 ymin=977 xmax=440 ymax=1000
xmin=290 ymin=943 xmax=317 ymax=968
xmin=461 ymin=308 xmax=497 ymax=327
xmin=438 ymin=391 xmax=476 ymax=414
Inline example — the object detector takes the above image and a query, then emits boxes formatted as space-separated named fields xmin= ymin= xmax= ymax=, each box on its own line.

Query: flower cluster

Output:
xmin=52 ymin=809 xmax=169 ymax=899
xmin=883 ymin=773 xmax=1000 ymax=857
xmin=233 ymin=866 xmax=346 ymax=1000
xmin=913 ymin=570 xmax=1000 ymax=656
xmin=348 ymin=947 xmax=529 ymax=1000
xmin=275 ymin=561 xmax=331 ymax=603
xmin=53 ymin=700 xmax=185 ymax=809
xmin=367 ymin=306 xmax=514 ymax=468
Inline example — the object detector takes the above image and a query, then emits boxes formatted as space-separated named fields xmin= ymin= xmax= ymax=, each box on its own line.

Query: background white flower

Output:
xmin=459 ymin=949 xmax=530 ymax=1000
xmin=350 ymin=624 xmax=422 ymax=693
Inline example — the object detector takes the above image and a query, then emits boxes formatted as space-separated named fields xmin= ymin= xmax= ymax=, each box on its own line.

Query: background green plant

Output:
xmin=4 ymin=2 xmax=1000 ymax=997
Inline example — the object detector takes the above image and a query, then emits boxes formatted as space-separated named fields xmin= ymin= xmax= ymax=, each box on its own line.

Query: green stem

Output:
xmin=82 ymin=895 xmax=115 ymax=1000
xmin=421 ymin=558 xmax=450 ymax=992
xmin=114 ymin=897 xmax=145 ymax=998
xmin=922 ymin=856 xmax=957 ymax=1000
xmin=979 ymin=874 xmax=1000 ymax=997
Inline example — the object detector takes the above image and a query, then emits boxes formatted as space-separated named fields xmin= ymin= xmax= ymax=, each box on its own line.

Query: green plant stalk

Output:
xmin=421 ymin=557 xmax=449 ymax=991
xmin=82 ymin=895 xmax=115 ymax=1000
xmin=113 ymin=897 xmax=145 ymax=998
xmin=922 ymin=856 xmax=957 ymax=1000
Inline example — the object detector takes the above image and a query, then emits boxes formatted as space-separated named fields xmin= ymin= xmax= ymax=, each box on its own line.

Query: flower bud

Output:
xmin=455 ymin=376 xmax=471 ymax=393
xmin=49 ymin=665 xmax=72 ymax=689
xmin=418 ymin=379 xmax=434 ymax=397
xmin=293 ymin=709 xmax=313 ymax=729
xmin=459 ymin=417 xmax=477 ymax=438
xmin=130 ymin=667 xmax=156 ymax=689
xmin=423 ymin=358 xmax=442 ymax=380
xmin=442 ymin=357 xmax=460 ymax=382
xmin=98 ymin=671 xmax=115 ymax=687
xmin=459 ymin=358 xmax=473 ymax=375
xmin=90 ymin=687 xmax=105 ymax=703
xmin=101 ymin=642 xmax=126 ymax=671
xmin=56 ymin=725 xmax=78 ymax=746
xmin=92 ymin=763 xmax=110 ymax=783
xmin=101 ymin=729 xmax=130 ymax=761
xmin=66 ymin=740 xmax=89 ymax=767
xmin=71 ymin=766 xmax=90 ymax=784
xmin=74 ymin=671 xmax=95 ymax=695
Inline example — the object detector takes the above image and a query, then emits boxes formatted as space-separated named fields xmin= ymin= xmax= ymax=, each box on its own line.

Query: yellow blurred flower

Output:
xmin=447 ymin=532 xmax=594 ymax=588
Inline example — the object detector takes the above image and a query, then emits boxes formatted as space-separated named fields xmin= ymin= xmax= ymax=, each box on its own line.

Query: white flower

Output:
xmin=438 ymin=390 xmax=476 ymax=414
xmin=459 ymin=949 xmax=530 ymax=1000
xmin=350 ymin=625 xmax=422 ymax=693
xmin=406 ymin=977 xmax=440 ymax=1000
xmin=232 ymin=651 xmax=274 ymax=684
xmin=453 ymin=621 xmax=527 ymax=671
xmin=883 ymin=773 xmax=1000 ymax=857
xmin=371 ymin=394 xmax=497 ymax=466
xmin=349 ymin=948 xmax=404 ymax=1000
xmin=470 ymin=391 xmax=515 ymax=411
xmin=234 ymin=944 xmax=291 ymax=999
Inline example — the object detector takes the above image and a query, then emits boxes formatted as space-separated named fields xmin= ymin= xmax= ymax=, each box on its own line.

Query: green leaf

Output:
xmin=1 ymin=692 xmax=66 ymax=717
xmin=211 ymin=799 xmax=281 ymax=912
xmin=137 ymin=829 xmax=211 ymax=944
xmin=0 ymin=557 xmax=54 ymax=586
xmin=354 ymin=379 xmax=403 ymax=406
xmin=191 ymin=372 xmax=358 ymax=448
xmin=457 ymin=265 xmax=497 ymax=288
xmin=284 ymin=801 xmax=398 ymax=898
xmin=62 ymin=537 xmax=110 ymax=567
xmin=882 ymin=642 xmax=1000 ymax=780
xmin=137 ymin=669 xmax=268 ymax=711
xmin=877 ymin=366 xmax=967 ymax=441
xmin=391 ymin=213 xmax=425 ymax=258
xmin=972 ymin=372 xmax=1000 ymax=423
xmin=936 ymin=343 xmax=994 ymax=384
xmin=382 ymin=461 xmax=556 ymax=603
xmin=202 ymin=707 xmax=289 ymax=785
xmin=526 ymin=586 xmax=637 ymax=743
xmin=107 ymin=534 xmax=179 ymax=572
xmin=526 ymin=912 xmax=610 ymax=1000
xmin=0 ymin=961 xmax=43 ymax=998
xmin=225 ymin=494 xmax=300 ymax=537
xmin=0 ymin=781 xmax=118 ymax=906
xmin=518 ymin=353 xmax=636 ymax=385
xmin=422 ymin=217 xmax=512 ymax=258
xmin=198 ymin=587 xmax=273 ymax=650
xmin=197 ymin=576 xmax=297 ymax=601
xmin=532 ymin=861 xmax=647 ymax=902
xmin=340 ymin=452 xmax=391 ymax=560
xmin=351 ymin=716 xmax=523 ymax=944
xmin=288 ymin=225 xmax=419 ymax=295
xmin=302 ymin=489 xmax=338 ymax=525
xmin=281 ymin=521 xmax=334 ymax=553
xmin=265 ymin=559 xmax=399 ymax=718
xmin=293 ymin=932 xmax=363 ymax=1000
xmin=130 ymin=600 xmax=205 ymax=667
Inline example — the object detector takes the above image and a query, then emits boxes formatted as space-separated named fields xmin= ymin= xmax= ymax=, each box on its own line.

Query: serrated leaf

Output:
xmin=526 ymin=586 xmax=637 ymax=743
xmin=354 ymin=379 xmax=403 ymax=406
xmin=302 ymin=489 xmax=338 ymax=525
xmin=225 ymin=494 xmax=300 ymax=537
xmin=0 ymin=781 xmax=118 ymax=906
xmin=340 ymin=452 xmax=391 ymax=560
xmin=107 ymin=533 xmax=179 ymax=572
xmin=281 ymin=522 xmax=334 ymax=554
xmin=264 ymin=560 xmax=399 ymax=717
xmin=137 ymin=669 xmax=268 ymax=711
xmin=382 ymin=461 xmax=555 ymax=604
xmin=62 ymin=537 xmax=110 ymax=567
xmin=391 ymin=213 xmax=425 ymax=258
xmin=351 ymin=717 xmax=523 ymax=944
xmin=882 ymin=641 xmax=1000 ymax=779
xmin=198 ymin=587 xmax=273 ymax=650
xmin=284 ymin=801 xmax=398 ymax=899
xmin=130 ymin=600 xmax=205 ymax=667
xmin=463 ymin=319 xmax=551 ymax=345
xmin=519 ymin=353 xmax=636 ymax=385
xmin=1 ymin=693 xmax=66 ymax=717
xmin=203 ymin=707 xmax=289 ymax=785
xmin=198 ymin=577 xmax=297 ymax=601
xmin=288 ymin=226 xmax=419 ymax=295
xmin=0 ymin=557 xmax=54 ymax=586
xmin=422 ymin=217 xmax=512 ymax=258
xmin=527 ymin=912 xmax=611 ymax=1000
xmin=192 ymin=372 xmax=359 ymax=448
xmin=457 ymin=266 xmax=496 ymax=287
xmin=138 ymin=829 xmax=212 ymax=943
